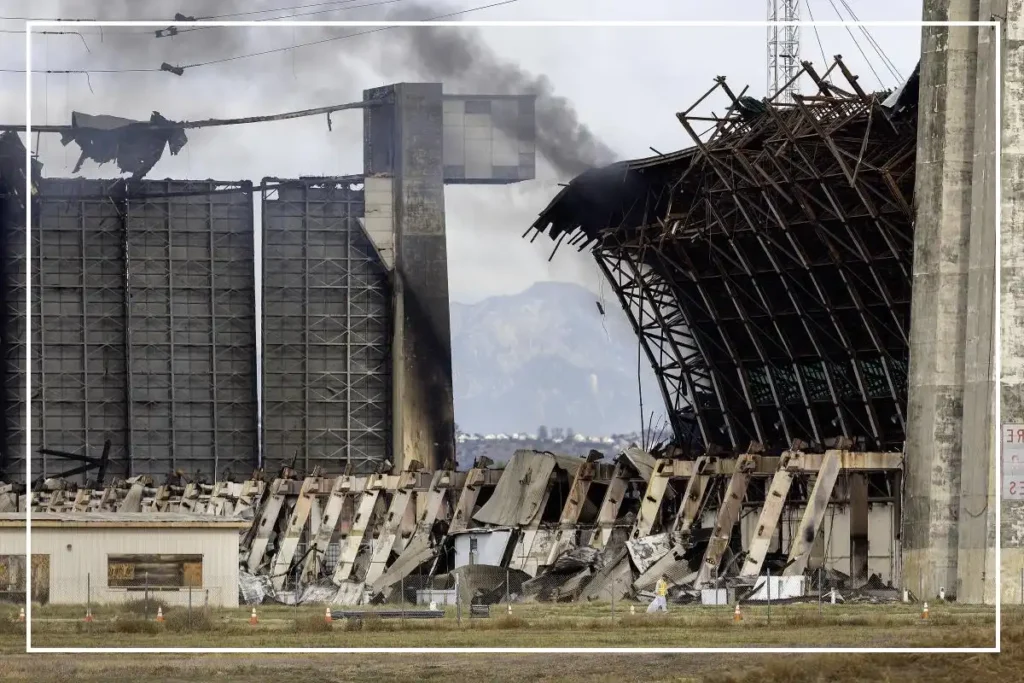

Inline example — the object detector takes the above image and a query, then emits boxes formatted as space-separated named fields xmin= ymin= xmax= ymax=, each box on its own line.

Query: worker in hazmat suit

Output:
xmin=647 ymin=575 xmax=669 ymax=613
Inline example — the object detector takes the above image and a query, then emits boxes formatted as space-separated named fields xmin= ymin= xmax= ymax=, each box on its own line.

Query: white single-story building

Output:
xmin=0 ymin=511 xmax=247 ymax=607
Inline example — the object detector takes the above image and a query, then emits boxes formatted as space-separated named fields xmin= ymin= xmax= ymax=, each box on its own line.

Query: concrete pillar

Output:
xmin=849 ymin=473 xmax=869 ymax=589
xmin=959 ymin=0 xmax=1001 ymax=605
xmin=363 ymin=83 xmax=455 ymax=472
xmin=903 ymin=0 xmax=980 ymax=601
xmin=1001 ymin=0 xmax=1024 ymax=603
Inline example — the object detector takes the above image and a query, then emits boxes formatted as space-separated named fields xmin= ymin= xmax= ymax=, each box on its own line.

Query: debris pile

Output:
xmin=7 ymin=445 xmax=902 ymax=607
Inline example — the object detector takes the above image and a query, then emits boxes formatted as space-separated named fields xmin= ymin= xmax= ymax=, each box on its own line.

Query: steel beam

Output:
xmin=547 ymin=461 xmax=598 ymax=564
xmin=784 ymin=450 xmax=842 ymax=576
xmin=670 ymin=455 xmax=712 ymax=535
xmin=592 ymin=459 xmax=632 ymax=549
xmin=362 ymin=470 xmax=421 ymax=586
xmin=332 ymin=473 xmax=387 ymax=584
xmin=849 ymin=472 xmax=870 ymax=588
xmin=739 ymin=453 xmax=798 ymax=577
xmin=246 ymin=478 xmax=290 ymax=573
xmin=449 ymin=467 xmax=486 ymax=532
xmin=694 ymin=454 xmax=757 ymax=585
xmin=631 ymin=458 xmax=675 ymax=539
xmin=300 ymin=474 xmax=363 ymax=582
xmin=271 ymin=476 xmax=321 ymax=590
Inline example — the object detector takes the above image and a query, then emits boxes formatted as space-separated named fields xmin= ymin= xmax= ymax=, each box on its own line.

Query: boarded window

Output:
xmin=0 ymin=554 xmax=50 ymax=604
xmin=107 ymin=554 xmax=203 ymax=590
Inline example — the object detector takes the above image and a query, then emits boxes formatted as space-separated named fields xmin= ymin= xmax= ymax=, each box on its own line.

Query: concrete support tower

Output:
xmin=1000 ymin=0 xmax=1024 ymax=603
xmin=361 ymin=84 xmax=538 ymax=472
xmin=904 ymin=0 xmax=1003 ymax=604
xmin=364 ymin=83 xmax=455 ymax=472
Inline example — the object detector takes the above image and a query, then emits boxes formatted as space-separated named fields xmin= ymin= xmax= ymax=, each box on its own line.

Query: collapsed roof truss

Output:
xmin=533 ymin=57 xmax=917 ymax=455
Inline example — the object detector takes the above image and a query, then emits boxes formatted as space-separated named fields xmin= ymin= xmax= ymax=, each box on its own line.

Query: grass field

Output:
xmin=0 ymin=602 xmax=1011 ymax=682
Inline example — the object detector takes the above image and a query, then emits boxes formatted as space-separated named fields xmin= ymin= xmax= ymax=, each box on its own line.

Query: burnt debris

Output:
xmin=60 ymin=111 xmax=188 ymax=180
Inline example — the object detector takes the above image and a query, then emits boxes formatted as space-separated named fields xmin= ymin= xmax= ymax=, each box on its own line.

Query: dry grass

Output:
xmin=109 ymin=618 xmax=161 ymax=635
xmin=164 ymin=608 xmax=213 ymax=633
xmin=0 ymin=617 xmax=25 ymax=636
xmin=119 ymin=598 xmax=170 ymax=617
xmin=472 ymin=615 xmax=530 ymax=630
xmin=293 ymin=614 xmax=333 ymax=633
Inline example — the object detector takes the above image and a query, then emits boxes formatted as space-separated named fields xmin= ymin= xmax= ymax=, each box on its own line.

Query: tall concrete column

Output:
xmin=1001 ymin=0 xmax=1024 ymax=603
xmin=903 ymin=0 xmax=979 ymax=601
xmin=959 ymin=0 xmax=1000 ymax=605
xmin=363 ymin=83 xmax=455 ymax=472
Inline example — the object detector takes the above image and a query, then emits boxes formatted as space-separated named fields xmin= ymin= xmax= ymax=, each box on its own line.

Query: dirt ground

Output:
xmin=0 ymin=604 xmax=1014 ymax=682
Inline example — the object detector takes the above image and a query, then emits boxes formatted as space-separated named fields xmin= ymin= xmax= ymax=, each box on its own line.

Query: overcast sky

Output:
xmin=1 ymin=0 xmax=923 ymax=304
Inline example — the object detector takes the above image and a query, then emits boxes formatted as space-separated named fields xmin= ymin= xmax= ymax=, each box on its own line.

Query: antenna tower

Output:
xmin=767 ymin=0 xmax=801 ymax=102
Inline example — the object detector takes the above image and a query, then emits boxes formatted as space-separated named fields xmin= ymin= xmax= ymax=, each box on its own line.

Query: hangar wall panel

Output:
xmin=35 ymin=180 xmax=130 ymax=479
xmin=261 ymin=179 xmax=391 ymax=475
xmin=0 ymin=179 xmax=258 ymax=484
xmin=0 ymin=169 xmax=27 ymax=482
xmin=125 ymin=182 xmax=258 ymax=480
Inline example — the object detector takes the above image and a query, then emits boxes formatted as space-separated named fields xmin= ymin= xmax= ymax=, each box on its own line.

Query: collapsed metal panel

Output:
xmin=261 ymin=178 xmax=391 ymax=474
xmin=124 ymin=181 xmax=257 ymax=480
xmin=34 ymin=179 xmax=130 ymax=478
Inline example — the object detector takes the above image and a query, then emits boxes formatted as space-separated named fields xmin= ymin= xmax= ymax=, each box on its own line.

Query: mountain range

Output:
xmin=450 ymin=281 xmax=665 ymax=437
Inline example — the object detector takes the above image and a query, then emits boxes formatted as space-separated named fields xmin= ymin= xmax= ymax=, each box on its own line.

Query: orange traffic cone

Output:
xmin=249 ymin=607 xmax=258 ymax=626
xmin=84 ymin=608 xmax=93 ymax=623
xmin=324 ymin=606 xmax=332 ymax=624
xmin=733 ymin=604 xmax=742 ymax=622
xmin=155 ymin=606 xmax=164 ymax=622
xmin=921 ymin=602 xmax=929 ymax=620
xmin=18 ymin=607 xmax=25 ymax=623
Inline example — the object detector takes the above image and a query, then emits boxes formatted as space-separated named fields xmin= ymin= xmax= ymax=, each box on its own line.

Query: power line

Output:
xmin=834 ymin=0 xmax=903 ymax=83
xmin=0 ymin=0 xmax=376 ymax=24
xmin=180 ymin=0 xmax=522 ymax=71
xmin=0 ymin=0 xmax=520 ymax=75
xmin=824 ymin=0 xmax=885 ymax=88
xmin=0 ymin=0 xmax=408 ymax=37
xmin=803 ymin=0 xmax=829 ymax=73
xmin=156 ymin=0 xmax=410 ymax=38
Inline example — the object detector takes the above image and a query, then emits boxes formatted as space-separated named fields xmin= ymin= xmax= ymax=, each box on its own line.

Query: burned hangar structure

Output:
xmin=530 ymin=58 xmax=919 ymax=459
xmin=0 ymin=63 xmax=920 ymax=606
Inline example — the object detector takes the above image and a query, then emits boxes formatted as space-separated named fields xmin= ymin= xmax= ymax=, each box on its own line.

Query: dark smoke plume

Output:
xmin=42 ymin=0 xmax=619 ymax=180
xmin=385 ymin=3 xmax=620 ymax=179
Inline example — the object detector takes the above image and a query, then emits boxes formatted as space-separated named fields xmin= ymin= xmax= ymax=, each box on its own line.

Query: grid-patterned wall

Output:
xmin=0 ymin=167 xmax=27 ymax=482
xmin=261 ymin=179 xmax=391 ymax=475
xmin=34 ymin=180 xmax=129 ymax=479
xmin=124 ymin=182 xmax=258 ymax=480
xmin=1 ymin=179 xmax=259 ymax=484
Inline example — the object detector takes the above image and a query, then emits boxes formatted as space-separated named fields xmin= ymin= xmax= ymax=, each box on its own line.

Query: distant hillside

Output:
xmin=450 ymin=281 xmax=664 ymax=437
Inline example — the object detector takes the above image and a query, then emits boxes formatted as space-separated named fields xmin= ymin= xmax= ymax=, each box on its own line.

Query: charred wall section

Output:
xmin=35 ymin=180 xmax=130 ymax=478
xmin=260 ymin=178 xmax=391 ymax=475
xmin=0 ymin=133 xmax=34 ymax=482
xmin=0 ymin=175 xmax=258 ymax=483
xmin=122 ymin=181 xmax=258 ymax=480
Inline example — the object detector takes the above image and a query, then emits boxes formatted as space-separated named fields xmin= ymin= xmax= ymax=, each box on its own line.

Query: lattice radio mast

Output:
xmin=767 ymin=0 xmax=801 ymax=102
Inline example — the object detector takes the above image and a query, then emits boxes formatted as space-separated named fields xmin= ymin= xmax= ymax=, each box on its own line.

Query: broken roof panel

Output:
xmin=471 ymin=450 xmax=581 ymax=527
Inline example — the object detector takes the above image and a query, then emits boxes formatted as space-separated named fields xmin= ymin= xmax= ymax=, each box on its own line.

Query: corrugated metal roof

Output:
xmin=0 ymin=511 xmax=248 ymax=528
